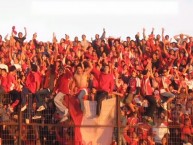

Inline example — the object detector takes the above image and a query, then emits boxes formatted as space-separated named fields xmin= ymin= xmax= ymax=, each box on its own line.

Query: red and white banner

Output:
xmin=67 ymin=96 xmax=116 ymax=145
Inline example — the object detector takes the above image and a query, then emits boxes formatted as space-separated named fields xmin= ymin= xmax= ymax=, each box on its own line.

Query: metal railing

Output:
xmin=0 ymin=93 xmax=190 ymax=145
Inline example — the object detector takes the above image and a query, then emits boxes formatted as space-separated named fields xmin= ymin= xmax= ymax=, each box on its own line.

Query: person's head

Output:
xmin=58 ymin=66 xmax=64 ymax=75
xmin=184 ymin=118 xmax=191 ymax=126
xmin=74 ymin=36 xmax=79 ymax=42
xmin=49 ymin=64 xmax=56 ymax=74
xmin=180 ymin=33 xmax=184 ymax=39
xmin=95 ymin=34 xmax=99 ymax=39
xmin=162 ymin=69 xmax=167 ymax=76
xmin=142 ymin=69 xmax=149 ymax=77
xmin=82 ymin=34 xmax=86 ymax=40
xmin=126 ymin=36 xmax=130 ymax=42
xmin=165 ymin=35 xmax=169 ymax=40
xmin=18 ymin=32 xmax=23 ymax=38
xmin=131 ymin=70 xmax=137 ymax=77
xmin=154 ymin=71 xmax=159 ymax=77
xmin=1 ymin=69 xmax=7 ymax=76
xmin=169 ymin=49 xmax=174 ymax=55
xmin=103 ymin=64 xmax=110 ymax=74
xmin=65 ymin=34 xmax=69 ymax=40
xmin=33 ymin=33 xmax=37 ymax=38
xmin=152 ymin=53 xmax=157 ymax=59
xmin=188 ymin=89 xmax=193 ymax=96
xmin=31 ymin=64 xmax=38 ymax=72
xmin=9 ymin=65 xmax=16 ymax=73
xmin=76 ymin=64 xmax=83 ymax=74
xmin=168 ymin=84 xmax=174 ymax=92
xmin=189 ymin=37 xmax=193 ymax=42
xmin=156 ymin=34 xmax=161 ymax=40
xmin=180 ymin=87 xmax=186 ymax=93
xmin=0 ymin=57 xmax=5 ymax=63
xmin=176 ymin=103 xmax=182 ymax=110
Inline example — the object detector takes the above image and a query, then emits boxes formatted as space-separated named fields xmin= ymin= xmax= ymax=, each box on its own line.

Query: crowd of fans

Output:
xmin=0 ymin=26 xmax=193 ymax=145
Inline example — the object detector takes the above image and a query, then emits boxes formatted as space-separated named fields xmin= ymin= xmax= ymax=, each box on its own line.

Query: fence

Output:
xmin=0 ymin=93 xmax=191 ymax=145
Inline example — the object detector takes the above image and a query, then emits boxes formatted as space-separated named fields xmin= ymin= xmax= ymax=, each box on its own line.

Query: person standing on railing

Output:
xmin=125 ymin=69 xmax=141 ymax=113
xmin=71 ymin=60 xmax=93 ymax=114
xmin=12 ymin=26 xmax=27 ymax=47
xmin=21 ymin=64 xmax=41 ymax=122
xmin=35 ymin=64 xmax=56 ymax=112
xmin=92 ymin=63 xmax=114 ymax=116
xmin=7 ymin=65 xmax=21 ymax=113
xmin=141 ymin=69 xmax=157 ymax=123
xmin=159 ymin=69 xmax=175 ymax=111
xmin=32 ymin=64 xmax=57 ymax=120
xmin=53 ymin=66 xmax=73 ymax=122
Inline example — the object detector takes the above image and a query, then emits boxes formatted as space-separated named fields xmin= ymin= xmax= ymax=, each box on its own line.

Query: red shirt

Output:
xmin=98 ymin=73 xmax=114 ymax=93
xmin=26 ymin=71 xmax=41 ymax=93
xmin=127 ymin=117 xmax=138 ymax=133
xmin=92 ymin=67 xmax=114 ymax=93
xmin=141 ymin=76 xmax=153 ymax=96
xmin=0 ymin=75 xmax=8 ymax=92
xmin=128 ymin=77 xmax=140 ymax=94
xmin=7 ymin=72 xmax=17 ymax=92
xmin=43 ymin=70 xmax=56 ymax=90
xmin=181 ymin=124 xmax=193 ymax=140
xmin=55 ymin=69 xmax=72 ymax=94
xmin=138 ymin=122 xmax=151 ymax=140
xmin=123 ymin=134 xmax=138 ymax=145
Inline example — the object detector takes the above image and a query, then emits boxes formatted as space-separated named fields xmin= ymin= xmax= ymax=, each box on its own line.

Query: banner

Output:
xmin=68 ymin=96 xmax=116 ymax=145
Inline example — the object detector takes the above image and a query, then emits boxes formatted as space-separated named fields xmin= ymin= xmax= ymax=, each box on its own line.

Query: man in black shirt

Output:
xmin=12 ymin=27 xmax=27 ymax=47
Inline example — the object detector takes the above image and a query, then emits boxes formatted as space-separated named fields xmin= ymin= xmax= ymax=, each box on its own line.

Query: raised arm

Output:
xmin=11 ymin=26 xmax=16 ymax=37
xmin=151 ymin=27 xmax=154 ymax=35
xmin=4 ymin=34 xmax=9 ymax=42
xmin=52 ymin=32 xmax=57 ymax=43
xmin=143 ymin=28 xmax=146 ymax=40
xmin=100 ymin=28 xmax=106 ymax=40
xmin=173 ymin=34 xmax=180 ymax=41
xmin=162 ymin=28 xmax=165 ymax=42
xmin=24 ymin=27 xmax=27 ymax=38
xmin=85 ymin=60 xmax=93 ymax=74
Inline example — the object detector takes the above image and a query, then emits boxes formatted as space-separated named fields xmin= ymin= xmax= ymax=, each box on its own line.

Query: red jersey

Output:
xmin=7 ymin=73 xmax=17 ymax=92
xmin=128 ymin=77 xmax=141 ymax=94
xmin=92 ymin=68 xmax=114 ymax=93
xmin=0 ymin=75 xmax=8 ymax=92
xmin=98 ymin=72 xmax=114 ymax=93
xmin=127 ymin=116 xmax=138 ymax=133
xmin=26 ymin=71 xmax=41 ymax=93
xmin=55 ymin=69 xmax=73 ymax=94
xmin=141 ymin=76 xmax=153 ymax=96
xmin=137 ymin=122 xmax=152 ymax=140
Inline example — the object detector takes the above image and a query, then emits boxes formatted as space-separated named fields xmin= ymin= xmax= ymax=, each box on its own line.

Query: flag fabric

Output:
xmin=66 ymin=95 xmax=116 ymax=145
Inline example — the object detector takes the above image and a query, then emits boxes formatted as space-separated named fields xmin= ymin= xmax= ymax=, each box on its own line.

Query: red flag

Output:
xmin=65 ymin=95 xmax=83 ymax=145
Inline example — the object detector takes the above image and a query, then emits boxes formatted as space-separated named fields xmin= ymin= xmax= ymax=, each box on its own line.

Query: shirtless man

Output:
xmin=71 ymin=60 xmax=93 ymax=113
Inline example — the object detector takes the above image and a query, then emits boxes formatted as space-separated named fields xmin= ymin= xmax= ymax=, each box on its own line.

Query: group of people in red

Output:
xmin=0 ymin=26 xmax=193 ymax=145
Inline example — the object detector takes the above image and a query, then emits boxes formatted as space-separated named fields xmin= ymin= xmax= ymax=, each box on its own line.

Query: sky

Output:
xmin=0 ymin=0 xmax=193 ymax=41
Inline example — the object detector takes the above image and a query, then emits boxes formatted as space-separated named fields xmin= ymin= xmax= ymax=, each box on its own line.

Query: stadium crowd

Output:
xmin=0 ymin=26 xmax=193 ymax=145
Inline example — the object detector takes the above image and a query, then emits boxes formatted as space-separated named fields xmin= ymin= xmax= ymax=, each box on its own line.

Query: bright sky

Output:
xmin=0 ymin=0 xmax=193 ymax=41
